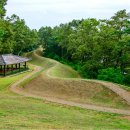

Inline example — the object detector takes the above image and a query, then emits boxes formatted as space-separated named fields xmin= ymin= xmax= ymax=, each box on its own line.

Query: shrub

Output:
xmin=124 ymin=74 xmax=130 ymax=85
xmin=98 ymin=68 xmax=125 ymax=84
xmin=82 ymin=61 xmax=101 ymax=78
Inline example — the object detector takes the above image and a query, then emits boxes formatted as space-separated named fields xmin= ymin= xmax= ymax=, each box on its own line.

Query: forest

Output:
xmin=39 ymin=10 xmax=130 ymax=85
xmin=0 ymin=0 xmax=130 ymax=85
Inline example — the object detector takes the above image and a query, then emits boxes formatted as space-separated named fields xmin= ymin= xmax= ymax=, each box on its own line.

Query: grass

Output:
xmin=22 ymin=49 xmax=130 ymax=109
xmin=0 ymin=49 xmax=130 ymax=129
xmin=1 ymin=96 xmax=130 ymax=129
xmin=23 ymin=74 xmax=130 ymax=109
xmin=49 ymin=62 xmax=80 ymax=78
xmin=117 ymin=84 xmax=130 ymax=91
xmin=26 ymin=49 xmax=80 ymax=78
xmin=0 ymin=71 xmax=30 ymax=94
xmin=0 ymin=75 xmax=130 ymax=129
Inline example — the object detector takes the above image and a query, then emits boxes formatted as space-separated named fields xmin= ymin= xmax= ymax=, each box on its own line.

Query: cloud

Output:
xmin=6 ymin=0 xmax=130 ymax=29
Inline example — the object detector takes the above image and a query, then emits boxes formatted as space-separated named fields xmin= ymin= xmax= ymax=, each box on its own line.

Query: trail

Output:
xmin=10 ymin=51 xmax=130 ymax=115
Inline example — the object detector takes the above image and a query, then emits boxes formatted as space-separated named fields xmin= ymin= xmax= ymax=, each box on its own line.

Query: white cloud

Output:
xmin=6 ymin=0 xmax=130 ymax=29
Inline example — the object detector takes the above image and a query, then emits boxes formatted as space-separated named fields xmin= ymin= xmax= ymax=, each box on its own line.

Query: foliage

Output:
xmin=124 ymin=73 xmax=130 ymax=85
xmin=39 ymin=9 xmax=130 ymax=85
xmin=98 ymin=68 xmax=125 ymax=84
xmin=0 ymin=0 xmax=7 ymax=19
xmin=0 ymin=2 xmax=39 ymax=55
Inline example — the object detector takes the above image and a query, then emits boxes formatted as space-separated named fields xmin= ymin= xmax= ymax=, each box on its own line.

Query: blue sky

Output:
xmin=6 ymin=0 xmax=130 ymax=29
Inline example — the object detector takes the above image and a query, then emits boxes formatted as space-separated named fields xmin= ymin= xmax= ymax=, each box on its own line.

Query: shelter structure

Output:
xmin=0 ymin=54 xmax=30 ymax=76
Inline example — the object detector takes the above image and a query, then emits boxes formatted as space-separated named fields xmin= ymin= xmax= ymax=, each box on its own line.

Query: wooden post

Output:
xmin=25 ymin=62 xmax=26 ymax=69
xmin=0 ymin=65 xmax=2 ymax=75
xmin=19 ymin=63 xmax=20 ymax=71
xmin=0 ymin=65 xmax=2 ymax=70
xmin=4 ymin=65 xmax=6 ymax=76
xmin=15 ymin=64 xmax=17 ymax=69
xmin=11 ymin=64 xmax=13 ymax=72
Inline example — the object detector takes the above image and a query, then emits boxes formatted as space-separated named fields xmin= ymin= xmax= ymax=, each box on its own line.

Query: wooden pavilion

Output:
xmin=0 ymin=54 xmax=30 ymax=76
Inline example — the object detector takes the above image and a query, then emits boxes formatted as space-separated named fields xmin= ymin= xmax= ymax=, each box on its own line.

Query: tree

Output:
xmin=0 ymin=0 xmax=7 ymax=19
xmin=0 ymin=19 xmax=14 ymax=54
xmin=109 ymin=10 xmax=130 ymax=72
xmin=6 ymin=14 xmax=39 ymax=55
xmin=38 ymin=10 xmax=130 ymax=83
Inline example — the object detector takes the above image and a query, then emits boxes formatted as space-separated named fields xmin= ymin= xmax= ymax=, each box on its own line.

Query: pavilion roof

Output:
xmin=0 ymin=54 xmax=30 ymax=65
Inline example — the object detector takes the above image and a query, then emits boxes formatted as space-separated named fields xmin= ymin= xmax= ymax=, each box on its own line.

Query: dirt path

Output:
xmin=46 ymin=58 xmax=130 ymax=106
xmin=10 ymin=65 xmax=42 ymax=95
xmin=86 ymin=79 xmax=130 ymax=105
xmin=10 ymin=62 xmax=130 ymax=115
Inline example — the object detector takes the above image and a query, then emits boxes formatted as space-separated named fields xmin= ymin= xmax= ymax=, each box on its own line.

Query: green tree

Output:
xmin=0 ymin=0 xmax=7 ymax=19
xmin=39 ymin=10 xmax=130 ymax=83
xmin=7 ymin=14 xmax=39 ymax=55
xmin=109 ymin=9 xmax=130 ymax=72
xmin=98 ymin=68 xmax=124 ymax=84
xmin=0 ymin=19 xmax=14 ymax=54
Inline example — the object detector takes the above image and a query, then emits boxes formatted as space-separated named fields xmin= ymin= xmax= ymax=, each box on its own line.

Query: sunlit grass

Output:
xmin=0 ymin=50 xmax=130 ymax=129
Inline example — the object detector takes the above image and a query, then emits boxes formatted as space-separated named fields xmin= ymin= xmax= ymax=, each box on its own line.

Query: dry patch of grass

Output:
xmin=122 ymin=116 xmax=130 ymax=121
xmin=23 ymin=74 xmax=130 ymax=109
xmin=22 ymin=49 xmax=130 ymax=110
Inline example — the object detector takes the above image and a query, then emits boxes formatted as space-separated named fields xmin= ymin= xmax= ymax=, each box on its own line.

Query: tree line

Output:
xmin=0 ymin=1 xmax=130 ymax=85
xmin=0 ymin=0 xmax=39 ymax=55
xmin=38 ymin=10 xmax=130 ymax=85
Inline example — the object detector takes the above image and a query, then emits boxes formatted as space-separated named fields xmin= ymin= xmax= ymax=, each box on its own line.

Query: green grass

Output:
xmin=1 ymin=97 xmax=130 ymax=129
xmin=26 ymin=50 xmax=80 ymax=78
xmin=49 ymin=62 xmax=80 ymax=78
xmin=26 ymin=51 xmax=54 ymax=70
xmin=0 ymin=75 xmax=130 ymax=129
xmin=118 ymin=84 xmax=130 ymax=91
xmin=19 ymin=65 xmax=43 ymax=88
xmin=0 ymin=50 xmax=130 ymax=129
xmin=0 ymin=71 xmax=30 ymax=93
xmin=23 ymin=49 xmax=130 ymax=109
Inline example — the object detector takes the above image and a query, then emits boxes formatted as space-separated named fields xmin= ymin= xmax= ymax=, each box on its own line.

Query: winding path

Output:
xmin=10 ymin=56 xmax=130 ymax=115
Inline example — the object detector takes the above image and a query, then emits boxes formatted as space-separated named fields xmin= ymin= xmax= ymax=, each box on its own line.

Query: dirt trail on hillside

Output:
xmin=10 ymin=65 xmax=42 ymax=96
xmin=86 ymin=79 xmax=130 ymax=105
xmin=10 ymin=52 xmax=130 ymax=115
xmin=46 ymin=58 xmax=130 ymax=106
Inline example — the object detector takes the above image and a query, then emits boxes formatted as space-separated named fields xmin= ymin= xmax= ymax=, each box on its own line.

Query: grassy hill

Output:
xmin=0 ymin=49 xmax=130 ymax=129
xmin=27 ymin=49 xmax=80 ymax=78
xmin=24 ymin=49 xmax=130 ymax=109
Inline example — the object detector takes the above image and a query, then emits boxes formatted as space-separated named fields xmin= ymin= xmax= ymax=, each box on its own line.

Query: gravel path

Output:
xmin=10 ymin=59 xmax=130 ymax=115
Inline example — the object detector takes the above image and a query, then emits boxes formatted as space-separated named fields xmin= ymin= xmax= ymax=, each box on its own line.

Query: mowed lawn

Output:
xmin=0 ymin=51 xmax=130 ymax=129
xmin=0 ymin=75 xmax=130 ymax=129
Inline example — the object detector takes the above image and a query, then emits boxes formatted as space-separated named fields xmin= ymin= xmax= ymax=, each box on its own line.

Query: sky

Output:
xmin=6 ymin=0 xmax=130 ymax=29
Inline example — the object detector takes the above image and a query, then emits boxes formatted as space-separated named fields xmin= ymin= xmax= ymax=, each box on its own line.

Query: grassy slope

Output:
xmin=0 ymin=50 xmax=130 ymax=129
xmin=27 ymin=49 xmax=80 ymax=78
xmin=24 ymin=49 xmax=130 ymax=109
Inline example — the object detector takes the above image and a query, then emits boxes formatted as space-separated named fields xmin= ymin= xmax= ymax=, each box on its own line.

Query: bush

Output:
xmin=81 ymin=61 xmax=101 ymax=78
xmin=98 ymin=68 xmax=125 ymax=84
xmin=124 ymin=74 xmax=130 ymax=85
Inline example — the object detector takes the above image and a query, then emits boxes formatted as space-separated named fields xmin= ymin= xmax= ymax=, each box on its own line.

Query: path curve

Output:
xmin=45 ymin=57 xmax=130 ymax=106
xmin=10 ymin=61 xmax=130 ymax=115
xmin=47 ymin=60 xmax=130 ymax=105
xmin=10 ymin=65 xmax=42 ymax=96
